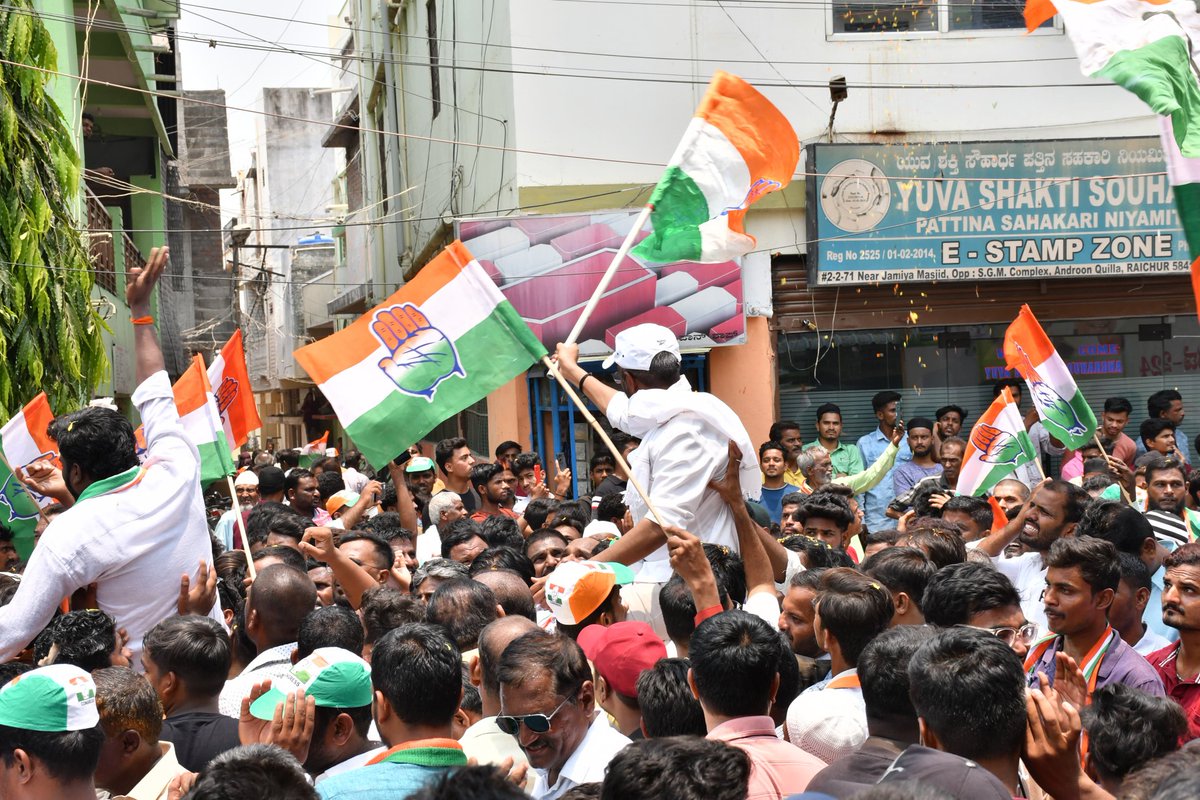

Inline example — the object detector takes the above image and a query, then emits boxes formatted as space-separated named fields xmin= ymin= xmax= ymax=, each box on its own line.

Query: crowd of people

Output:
xmin=2 ymin=250 xmax=1200 ymax=800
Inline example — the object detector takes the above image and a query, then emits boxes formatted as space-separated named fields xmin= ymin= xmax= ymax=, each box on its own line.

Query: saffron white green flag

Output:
xmin=959 ymin=388 xmax=1039 ymax=497
xmin=173 ymin=355 xmax=236 ymax=486
xmin=293 ymin=241 xmax=547 ymax=469
xmin=632 ymin=71 xmax=799 ymax=264
xmin=1004 ymin=305 xmax=1098 ymax=451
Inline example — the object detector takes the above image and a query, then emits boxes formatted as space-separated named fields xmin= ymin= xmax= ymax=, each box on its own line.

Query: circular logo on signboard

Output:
xmin=820 ymin=159 xmax=891 ymax=233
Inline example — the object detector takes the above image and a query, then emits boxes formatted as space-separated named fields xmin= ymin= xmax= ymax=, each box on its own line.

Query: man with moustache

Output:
xmin=469 ymin=463 xmax=519 ymax=523
xmin=1143 ymin=458 xmax=1190 ymax=548
xmin=973 ymin=479 xmax=1090 ymax=631
xmin=1148 ymin=542 xmax=1200 ymax=741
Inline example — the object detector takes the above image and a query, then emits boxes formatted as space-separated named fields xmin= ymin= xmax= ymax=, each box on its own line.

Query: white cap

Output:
xmin=234 ymin=470 xmax=260 ymax=487
xmin=601 ymin=323 xmax=681 ymax=370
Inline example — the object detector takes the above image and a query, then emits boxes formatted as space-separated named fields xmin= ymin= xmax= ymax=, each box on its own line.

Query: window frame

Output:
xmin=825 ymin=0 xmax=1063 ymax=39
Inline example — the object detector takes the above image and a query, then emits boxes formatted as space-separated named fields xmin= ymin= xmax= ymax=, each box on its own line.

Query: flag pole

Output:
xmin=563 ymin=204 xmax=654 ymax=346
xmin=1092 ymin=430 xmax=1133 ymax=505
xmin=541 ymin=356 xmax=668 ymax=529
xmin=226 ymin=474 xmax=256 ymax=580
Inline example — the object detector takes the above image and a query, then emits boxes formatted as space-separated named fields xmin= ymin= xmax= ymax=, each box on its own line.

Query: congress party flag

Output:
xmin=208 ymin=330 xmax=262 ymax=453
xmin=1004 ymin=305 xmax=1098 ymax=451
xmin=0 ymin=392 xmax=59 ymax=509
xmin=298 ymin=431 xmax=329 ymax=469
xmin=173 ymin=355 xmax=236 ymax=486
xmin=959 ymin=388 xmax=1039 ymax=497
xmin=0 ymin=455 xmax=39 ymax=560
xmin=1022 ymin=0 xmax=1200 ymax=319
xmin=632 ymin=71 xmax=799 ymax=264
xmin=294 ymin=241 xmax=548 ymax=469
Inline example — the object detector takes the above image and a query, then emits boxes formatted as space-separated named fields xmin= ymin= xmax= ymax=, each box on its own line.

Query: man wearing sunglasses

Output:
xmin=496 ymin=630 xmax=630 ymax=800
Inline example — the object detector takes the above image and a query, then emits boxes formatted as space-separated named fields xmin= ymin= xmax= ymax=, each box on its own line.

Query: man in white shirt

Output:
xmin=972 ymin=479 xmax=1089 ymax=632
xmin=0 ymin=247 xmax=220 ymax=666
xmin=497 ymin=629 xmax=630 ymax=800
xmin=340 ymin=450 xmax=371 ymax=494
xmin=553 ymin=325 xmax=760 ymax=585
xmin=417 ymin=492 xmax=466 ymax=565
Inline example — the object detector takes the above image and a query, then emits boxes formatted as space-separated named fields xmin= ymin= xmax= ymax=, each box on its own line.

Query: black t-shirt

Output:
xmin=160 ymin=711 xmax=241 ymax=772
xmin=590 ymin=475 xmax=628 ymax=512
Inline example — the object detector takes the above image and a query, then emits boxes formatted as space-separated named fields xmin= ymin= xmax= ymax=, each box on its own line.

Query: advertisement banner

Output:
xmin=455 ymin=210 xmax=747 ymax=358
xmin=807 ymin=137 xmax=1190 ymax=286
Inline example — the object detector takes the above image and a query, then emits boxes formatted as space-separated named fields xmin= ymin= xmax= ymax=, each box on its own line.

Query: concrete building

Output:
xmin=39 ymin=0 xmax=180 ymax=402
xmin=321 ymin=0 xmax=1190 ymax=478
xmin=161 ymin=89 xmax=238 ymax=377
xmin=231 ymin=88 xmax=339 ymax=450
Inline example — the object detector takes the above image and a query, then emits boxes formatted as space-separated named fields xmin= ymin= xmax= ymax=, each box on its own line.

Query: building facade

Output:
xmin=316 ymin=0 xmax=1186 ymax=476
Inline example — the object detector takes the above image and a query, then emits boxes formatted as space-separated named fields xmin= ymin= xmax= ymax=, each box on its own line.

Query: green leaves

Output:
xmin=0 ymin=1 xmax=106 ymax=420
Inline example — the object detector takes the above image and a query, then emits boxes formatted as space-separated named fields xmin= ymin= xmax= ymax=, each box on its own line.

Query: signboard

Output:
xmin=455 ymin=211 xmax=747 ymax=359
xmin=807 ymin=137 xmax=1191 ymax=286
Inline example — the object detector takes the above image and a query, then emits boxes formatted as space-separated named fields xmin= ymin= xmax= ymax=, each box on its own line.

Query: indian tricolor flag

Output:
xmin=1024 ymin=0 xmax=1200 ymax=318
xmin=1004 ymin=305 xmax=1098 ymax=451
xmin=0 ymin=393 xmax=59 ymax=507
xmin=208 ymin=330 xmax=262 ymax=453
xmin=632 ymin=71 xmax=799 ymax=264
xmin=294 ymin=241 xmax=548 ymax=469
xmin=173 ymin=355 xmax=236 ymax=486
xmin=959 ymin=388 xmax=1039 ymax=497
xmin=299 ymin=431 xmax=329 ymax=469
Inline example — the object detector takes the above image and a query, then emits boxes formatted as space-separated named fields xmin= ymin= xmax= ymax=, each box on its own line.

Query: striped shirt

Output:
xmin=1146 ymin=510 xmax=1189 ymax=548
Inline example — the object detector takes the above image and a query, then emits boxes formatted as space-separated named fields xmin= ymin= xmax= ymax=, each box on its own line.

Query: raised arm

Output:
xmin=553 ymin=343 xmax=619 ymax=415
xmin=126 ymin=246 xmax=168 ymax=385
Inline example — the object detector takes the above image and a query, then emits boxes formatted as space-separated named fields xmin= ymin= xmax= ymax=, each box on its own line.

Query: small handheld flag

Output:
xmin=959 ymin=388 xmax=1039 ymax=497
xmin=172 ymin=356 xmax=237 ymax=486
xmin=208 ymin=330 xmax=262 ymax=452
xmin=1003 ymin=305 xmax=1098 ymax=451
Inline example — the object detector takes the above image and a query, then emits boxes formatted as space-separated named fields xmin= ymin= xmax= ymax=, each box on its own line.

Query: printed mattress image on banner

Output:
xmin=455 ymin=210 xmax=747 ymax=359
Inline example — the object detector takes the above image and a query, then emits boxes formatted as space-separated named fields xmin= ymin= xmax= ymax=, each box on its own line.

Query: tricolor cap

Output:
xmin=544 ymin=561 xmax=634 ymax=625
xmin=249 ymin=647 xmax=372 ymax=720
xmin=0 ymin=664 xmax=99 ymax=732
xmin=406 ymin=456 xmax=436 ymax=474
xmin=326 ymin=490 xmax=360 ymax=515
xmin=602 ymin=324 xmax=681 ymax=371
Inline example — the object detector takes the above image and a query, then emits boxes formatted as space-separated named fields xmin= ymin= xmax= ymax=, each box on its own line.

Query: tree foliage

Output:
xmin=0 ymin=2 xmax=107 ymax=419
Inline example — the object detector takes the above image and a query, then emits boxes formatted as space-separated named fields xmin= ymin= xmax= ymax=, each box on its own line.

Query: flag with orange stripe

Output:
xmin=293 ymin=241 xmax=547 ymax=468
xmin=173 ymin=355 xmax=236 ymax=485
xmin=1004 ymin=305 xmax=1097 ymax=450
xmin=208 ymin=330 xmax=262 ymax=452
xmin=632 ymin=71 xmax=799 ymax=263
xmin=0 ymin=393 xmax=59 ymax=507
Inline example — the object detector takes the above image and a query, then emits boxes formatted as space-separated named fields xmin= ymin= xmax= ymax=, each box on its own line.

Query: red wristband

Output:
xmin=131 ymin=316 xmax=154 ymax=326
xmin=694 ymin=604 xmax=724 ymax=626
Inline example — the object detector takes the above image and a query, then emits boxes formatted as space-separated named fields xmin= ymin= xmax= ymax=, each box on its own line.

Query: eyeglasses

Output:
xmin=496 ymin=694 xmax=575 ymax=736
xmin=957 ymin=622 xmax=1039 ymax=647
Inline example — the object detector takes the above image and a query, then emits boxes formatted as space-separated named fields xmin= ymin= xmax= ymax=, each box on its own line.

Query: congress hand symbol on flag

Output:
xmin=372 ymin=303 xmax=465 ymax=401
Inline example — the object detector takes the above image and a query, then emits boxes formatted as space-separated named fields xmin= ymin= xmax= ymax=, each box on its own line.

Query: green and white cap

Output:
xmin=0 ymin=664 xmax=99 ymax=732
xmin=249 ymin=647 xmax=372 ymax=720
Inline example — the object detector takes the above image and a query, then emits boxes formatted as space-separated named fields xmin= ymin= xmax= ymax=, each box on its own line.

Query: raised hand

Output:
xmin=372 ymin=303 xmax=463 ymax=399
xmin=19 ymin=459 xmax=71 ymax=506
xmin=215 ymin=377 xmax=239 ymax=414
xmin=178 ymin=561 xmax=217 ymax=617
xmin=707 ymin=441 xmax=744 ymax=507
xmin=126 ymin=246 xmax=168 ymax=314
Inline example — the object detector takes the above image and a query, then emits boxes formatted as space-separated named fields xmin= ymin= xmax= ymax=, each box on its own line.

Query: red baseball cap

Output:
xmin=577 ymin=621 xmax=666 ymax=698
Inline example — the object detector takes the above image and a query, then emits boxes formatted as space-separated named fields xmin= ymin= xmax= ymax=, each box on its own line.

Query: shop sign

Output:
xmin=807 ymin=137 xmax=1190 ymax=286
xmin=455 ymin=211 xmax=746 ymax=359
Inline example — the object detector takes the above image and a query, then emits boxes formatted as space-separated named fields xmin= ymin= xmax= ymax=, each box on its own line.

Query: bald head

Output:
xmin=478 ymin=616 xmax=539 ymax=697
xmin=473 ymin=570 xmax=536 ymax=622
xmin=247 ymin=564 xmax=318 ymax=649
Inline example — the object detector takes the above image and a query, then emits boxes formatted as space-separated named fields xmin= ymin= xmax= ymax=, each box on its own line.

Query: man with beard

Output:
xmin=1143 ymin=458 xmax=1190 ymax=548
xmin=1148 ymin=542 xmax=1200 ymax=741
xmin=857 ymin=392 xmax=912 ymax=533
xmin=891 ymin=419 xmax=942 ymax=498
xmin=808 ymin=404 xmax=864 ymax=480
xmin=769 ymin=421 xmax=807 ymax=487
xmin=974 ymin=479 xmax=1090 ymax=631
xmin=469 ymin=463 xmax=519 ymax=523
xmin=1027 ymin=537 xmax=1163 ymax=699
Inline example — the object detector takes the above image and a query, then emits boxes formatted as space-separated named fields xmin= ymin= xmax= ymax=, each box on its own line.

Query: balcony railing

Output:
xmin=123 ymin=231 xmax=145 ymax=277
xmin=85 ymin=187 xmax=117 ymax=294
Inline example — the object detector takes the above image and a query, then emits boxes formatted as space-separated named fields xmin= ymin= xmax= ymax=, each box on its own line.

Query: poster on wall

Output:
xmin=807 ymin=137 xmax=1191 ymax=286
xmin=455 ymin=210 xmax=747 ymax=359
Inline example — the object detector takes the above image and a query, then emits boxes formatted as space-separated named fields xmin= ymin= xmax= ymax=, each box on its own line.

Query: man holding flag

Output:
xmin=0 ymin=247 xmax=221 ymax=666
